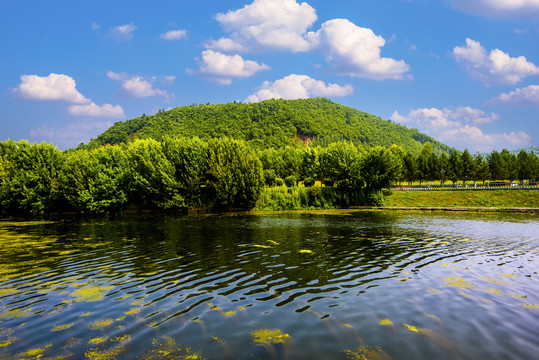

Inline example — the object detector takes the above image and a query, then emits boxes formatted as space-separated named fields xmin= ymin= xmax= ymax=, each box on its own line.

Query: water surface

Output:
xmin=0 ymin=210 xmax=537 ymax=359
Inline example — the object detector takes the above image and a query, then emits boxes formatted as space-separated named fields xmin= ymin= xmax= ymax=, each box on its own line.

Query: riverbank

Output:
xmin=385 ymin=189 xmax=539 ymax=209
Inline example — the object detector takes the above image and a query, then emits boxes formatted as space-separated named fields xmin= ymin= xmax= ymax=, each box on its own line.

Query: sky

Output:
xmin=1 ymin=0 xmax=538 ymax=152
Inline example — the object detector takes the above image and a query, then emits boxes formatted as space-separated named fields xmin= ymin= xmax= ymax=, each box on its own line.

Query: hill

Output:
xmin=86 ymin=98 xmax=452 ymax=154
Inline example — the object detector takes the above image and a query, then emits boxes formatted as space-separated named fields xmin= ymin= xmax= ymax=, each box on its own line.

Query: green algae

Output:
xmin=50 ymin=323 xmax=74 ymax=332
xmin=140 ymin=336 xmax=205 ymax=360
xmin=250 ymin=328 xmax=291 ymax=346
xmin=343 ymin=345 xmax=391 ymax=360
xmin=70 ymin=285 xmax=113 ymax=302
xmin=89 ymin=319 xmax=114 ymax=330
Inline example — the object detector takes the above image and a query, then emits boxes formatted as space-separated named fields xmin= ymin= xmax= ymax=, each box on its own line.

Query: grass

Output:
xmin=385 ymin=190 xmax=539 ymax=209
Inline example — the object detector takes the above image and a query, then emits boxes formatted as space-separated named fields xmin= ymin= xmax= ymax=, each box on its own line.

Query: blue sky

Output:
xmin=1 ymin=0 xmax=538 ymax=151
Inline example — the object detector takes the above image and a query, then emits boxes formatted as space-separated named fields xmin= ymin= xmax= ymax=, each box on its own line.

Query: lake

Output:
xmin=0 ymin=210 xmax=537 ymax=359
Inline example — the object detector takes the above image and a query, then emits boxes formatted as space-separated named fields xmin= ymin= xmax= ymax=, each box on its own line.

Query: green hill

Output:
xmin=86 ymin=98 xmax=451 ymax=154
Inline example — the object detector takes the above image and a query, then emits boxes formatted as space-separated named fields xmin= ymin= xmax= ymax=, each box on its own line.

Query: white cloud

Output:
xmin=68 ymin=102 xmax=125 ymax=118
xmin=12 ymin=73 xmax=90 ymax=104
xmin=160 ymin=29 xmax=187 ymax=40
xmin=491 ymin=85 xmax=539 ymax=105
xmin=91 ymin=22 xmax=101 ymax=31
xmin=453 ymin=38 xmax=539 ymax=86
xmin=188 ymin=50 xmax=270 ymax=84
xmin=307 ymin=19 xmax=411 ymax=80
xmin=107 ymin=71 xmax=173 ymax=100
xmin=109 ymin=22 xmax=137 ymax=41
xmin=245 ymin=74 xmax=353 ymax=103
xmin=448 ymin=0 xmax=539 ymax=19
xmin=207 ymin=0 xmax=317 ymax=53
xmin=205 ymin=1 xmax=411 ymax=81
xmin=391 ymin=106 xmax=530 ymax=152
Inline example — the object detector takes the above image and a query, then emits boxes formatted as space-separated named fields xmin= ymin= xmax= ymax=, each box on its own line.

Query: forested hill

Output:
xmin=86 ymin=98 xmax=451 ymax=154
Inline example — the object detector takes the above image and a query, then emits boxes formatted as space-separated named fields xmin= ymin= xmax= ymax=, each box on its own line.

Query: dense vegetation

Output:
xmin=1 ymin=137 xmax=538 ymax=218
xmin=85 ymin=98 xmax=451 ymax=154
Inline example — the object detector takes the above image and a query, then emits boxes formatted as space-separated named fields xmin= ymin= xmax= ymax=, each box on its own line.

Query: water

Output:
xmin=0 ymin=210 xmax=537 ymax=359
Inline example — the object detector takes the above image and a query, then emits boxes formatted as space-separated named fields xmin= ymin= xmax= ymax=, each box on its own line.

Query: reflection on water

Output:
xmin=0 ymin=211 xmax=538 ymax=359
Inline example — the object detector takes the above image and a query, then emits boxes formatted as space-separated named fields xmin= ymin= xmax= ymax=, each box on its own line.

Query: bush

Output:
xmin=263 ymin=169 xmax=277 ymax=187
xmin=303 ymin=177 xmax=315 ymax=187
xmin=275 ymin=178 xmax=284 ymax=186
xmin=285 ymin=175 xmax=297 ymax=187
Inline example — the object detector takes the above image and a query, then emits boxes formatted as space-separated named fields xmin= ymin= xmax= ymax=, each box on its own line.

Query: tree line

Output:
xmin=1 ymin=138 xmax=538 ymax=218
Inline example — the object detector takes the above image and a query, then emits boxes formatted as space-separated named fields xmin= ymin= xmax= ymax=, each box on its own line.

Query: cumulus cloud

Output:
xmin=391 ymin=106 xmax=530 ymax=152
xmin=245 ymin=74 xmax=353 ymax=103
xmin=205 ymin=1 xmax=410 ymax=80
xmin=491 ymin=85 xmax=539 ymax=105
xmin=107 ymin=71 xmax=173 ymax=100
xmin=160 ymin=29 xmax=187 ymax=40
xmin=109 ymin=22 xmax=137 ymax=41
xmin=67 ymin=102 xmax=125 ymax=118
xmin=448 ymin=0 xmax=539 ymax=19
xmin=187 ymin=50 xmax=270 ymax=84
xmin=12 ymin=73 xmax=90 ymax=104
xmin=307 ymin=19 xmax=411 ymax=80
xmin=207 ymin=0 xmax=317 ymax=53
xmin=453 ymin=38 xmax=539 ymax=86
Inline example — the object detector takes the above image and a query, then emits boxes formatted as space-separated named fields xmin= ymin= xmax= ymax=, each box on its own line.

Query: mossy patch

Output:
xmin=250 ymin=328 xmax=291 ymax=346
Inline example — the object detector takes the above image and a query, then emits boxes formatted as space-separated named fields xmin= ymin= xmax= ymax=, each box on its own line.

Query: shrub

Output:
xmin=303 ymin=177 xmax=315 ymax=187
xmin=285 ymin=175 xmax=297 ymax=188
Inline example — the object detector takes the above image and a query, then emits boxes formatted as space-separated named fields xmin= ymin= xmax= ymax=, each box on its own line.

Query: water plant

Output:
xmin=250 ymin=329 xmax=291 ymax=346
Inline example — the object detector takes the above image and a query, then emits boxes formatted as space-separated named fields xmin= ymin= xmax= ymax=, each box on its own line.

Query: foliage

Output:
xmin=361 ymin=146 xmax=401 ymax=190
xmin=284 ymin=175 xmax=297 ymax=188
xmin=0 ymin=140 xmax=63 ymax=217
xmin=86 ymin=98 xmax=451 ymax=154
xmin=205 ymin=137 xmax=264 ymax=210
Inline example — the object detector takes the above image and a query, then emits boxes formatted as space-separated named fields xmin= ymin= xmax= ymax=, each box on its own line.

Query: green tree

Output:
xmin=460 ymin=149 xmax=475 ymax=184
xmin=300 ymin=147 xmax=320 ymax=181
xmin=0 ymin=140 xmax=63 ymax=217
xmin=517 ymin=150 xmax=532 ymax=181
xmin=402 ymin=152 xmax=417 ymax=185
xmin=205 ymin=137 xmax=263 ymax=209
xmin=60 ymin=146 xmax=129 ymax=215
xmin=162 ymin=136 xmax=207 ymax=205
xmin=361 ymin=146 xmax=401 ymax=190
xmin=439 ymin=152 xmax=449 ymax=185
xmin=488 ymin=150 xmax=505 ymax=180
xmin=319 ymin=141 xmax=362 ymax=190
xmin=473 ymin=153 xmax=490 ymax=184
xmin=126 ymin=139 xmax=186 ymax=210
xmin=448 ymin=150 xmax=462 ymax=184
xmin=501 ymin=149 xmax=519 ymax=182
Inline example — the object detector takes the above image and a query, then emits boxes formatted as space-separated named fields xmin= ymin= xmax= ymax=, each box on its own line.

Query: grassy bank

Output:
xmin=385 ymin=190 xmax=539 ymax=209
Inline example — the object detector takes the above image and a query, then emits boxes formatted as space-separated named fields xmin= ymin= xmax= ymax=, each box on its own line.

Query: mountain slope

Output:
xmin=86 ymin=98 xmax=452 ymax=154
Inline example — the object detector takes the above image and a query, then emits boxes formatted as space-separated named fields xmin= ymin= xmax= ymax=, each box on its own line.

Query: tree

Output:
xmin=447 ymin=150 xmax=462 ymax=184
xmin=126 ymin=139 xmax=186 ymax=210
xmin=488 ymin=150 xmax=505 ymax=180
xmin=162 ymin=136 xmax=207 ymax=205
xmin=517 ymin=150 xmax=532 ymax=181
xmin=60 ymin=146 xmax=129 ymax=215
xmin=361 ymin=146 xmax=401 ymax=190
xmin=319 ymin=141 xmax=362 ymax=190
xmin=205 ymin=137 xmax=263 ymax=209
xmin=402 ymin=152 xmax=417 ymax=185
xmin=460 ymin=149 xmax=475 ymax=184
xmin=439 ymin=152 xmax=449 ymax=185
xmin=0 ymin=140 xmax=63 ymax=217
xmin=300 ymin=147 xmax=320 ymax=181
xmin=388 ymin=144 xmax=405 ymax=185
xmin=501 ymin=149 xmax=519 ymax=182
xmin=473 ymin=153 xmax=490 ymax=184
